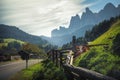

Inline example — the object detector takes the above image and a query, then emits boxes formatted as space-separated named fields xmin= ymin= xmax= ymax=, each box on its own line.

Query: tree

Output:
xmin=22 ymin=43 xmax=41 ymax=53
xmin=22 ymin=43 xmax=46 ymax=57
xmin=7 ymin=41 xmax=21 ymax=50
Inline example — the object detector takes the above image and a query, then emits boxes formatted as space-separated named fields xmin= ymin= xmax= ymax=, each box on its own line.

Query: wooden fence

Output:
xmin=47 ymin=49 xmax=66 ymax=67
xmin=47 ymin=49 xmax=117 ymax=80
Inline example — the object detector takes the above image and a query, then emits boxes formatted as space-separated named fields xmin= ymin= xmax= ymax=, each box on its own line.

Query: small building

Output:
xmin=10 ymin=55 xmax=21 ymax=60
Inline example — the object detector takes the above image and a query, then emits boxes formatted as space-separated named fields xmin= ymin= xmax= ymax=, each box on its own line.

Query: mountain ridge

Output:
xmin=0 ymin=24 xmax=48 ymax=46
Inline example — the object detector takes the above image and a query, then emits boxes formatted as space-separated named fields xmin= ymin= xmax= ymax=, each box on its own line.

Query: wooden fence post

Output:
xmin=55 ymin=50 xmax=58 ymax=66
xmin=60 ymin=52 xmax=63 ymax=67
xmin=58 ymin=51 xmax=60 ymax=67
xmin=26 ymin=59 xmax=28 ymax=69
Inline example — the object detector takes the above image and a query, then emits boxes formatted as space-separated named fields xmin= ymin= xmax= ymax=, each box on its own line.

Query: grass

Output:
xmin=73 ymin=20 xmax=120 ymax=79
xmin=10 ymin=63 xmax=41 ymax=80
xmin=91 ymin=20 xmax=120 ymax=47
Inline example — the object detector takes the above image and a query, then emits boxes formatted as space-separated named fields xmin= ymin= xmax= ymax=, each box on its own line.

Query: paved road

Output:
xmin=0 ymin=59 xmax=41 ymax=80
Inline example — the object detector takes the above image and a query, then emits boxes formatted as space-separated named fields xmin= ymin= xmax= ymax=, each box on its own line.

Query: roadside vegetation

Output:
xmin=10 ymin=59 xmax=67 ymax=80
xmin=32 ymin=59 xmax=67 ymax=80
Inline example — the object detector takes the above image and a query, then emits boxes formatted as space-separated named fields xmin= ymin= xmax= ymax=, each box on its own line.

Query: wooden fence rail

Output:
xmin=63 ymin=64 xmax=117 ymax=80
xmin=47 ymin=49 xmax=117 ymax=80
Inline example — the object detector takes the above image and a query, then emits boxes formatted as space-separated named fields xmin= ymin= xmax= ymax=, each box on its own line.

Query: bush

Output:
xmin=33 ymin=59 xmax=67 ymax=80
xmin=7 ymin=41 xmax=21 ymax=50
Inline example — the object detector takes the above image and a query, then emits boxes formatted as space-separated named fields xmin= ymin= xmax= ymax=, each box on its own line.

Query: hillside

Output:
xmin=74 ymin=20 xmax=120 ymax=79
xmin=91 ymin=20 xmax=120 ymax=46
xmin=0 ymin=24 xmax=48 ymax=46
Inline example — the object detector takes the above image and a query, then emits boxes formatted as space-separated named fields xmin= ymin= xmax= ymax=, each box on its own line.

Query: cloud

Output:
xmin=0 ymin=0 xmax=94 ymax=37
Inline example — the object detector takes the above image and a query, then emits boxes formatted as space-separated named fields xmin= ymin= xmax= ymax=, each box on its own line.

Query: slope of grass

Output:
xmin=74 ymin=20 xmax=120 ymax=79
xmin=91 ymin=20 xmax=120 ymax=47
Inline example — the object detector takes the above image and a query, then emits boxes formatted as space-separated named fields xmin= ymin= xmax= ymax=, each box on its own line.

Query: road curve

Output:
xmin=0 ymin=59 xmax=41 ymax=80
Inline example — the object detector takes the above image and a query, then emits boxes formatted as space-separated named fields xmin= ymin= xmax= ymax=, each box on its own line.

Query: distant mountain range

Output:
xmin=42 ymin=3 xmax=120 ymax=46
xmin=0 ymin=24 xmax=48 ymax=46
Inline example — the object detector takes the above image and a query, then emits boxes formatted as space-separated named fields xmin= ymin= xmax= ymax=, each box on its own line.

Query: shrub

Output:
xmin=33 ymin=59 xmax=67 ymax=80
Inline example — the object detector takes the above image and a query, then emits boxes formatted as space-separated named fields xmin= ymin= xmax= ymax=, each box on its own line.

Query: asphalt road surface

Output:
xmin=0 ymin=59 xmax=41 ymax=80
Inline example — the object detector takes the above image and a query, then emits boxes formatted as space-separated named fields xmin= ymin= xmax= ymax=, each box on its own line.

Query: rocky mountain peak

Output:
xmin=81 ymin=7 xmax=94 ymax=23
xmin=69 ymin=14 xmax=81 ymax=28
xmin=86 ymin=7 xmax=92 ymax=13
xmin=104 ymin=3 xmax=116 ymax=10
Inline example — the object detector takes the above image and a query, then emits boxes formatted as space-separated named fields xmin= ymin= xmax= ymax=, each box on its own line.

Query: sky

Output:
xmin=0 ymin=0 xmax=120 ymax=37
